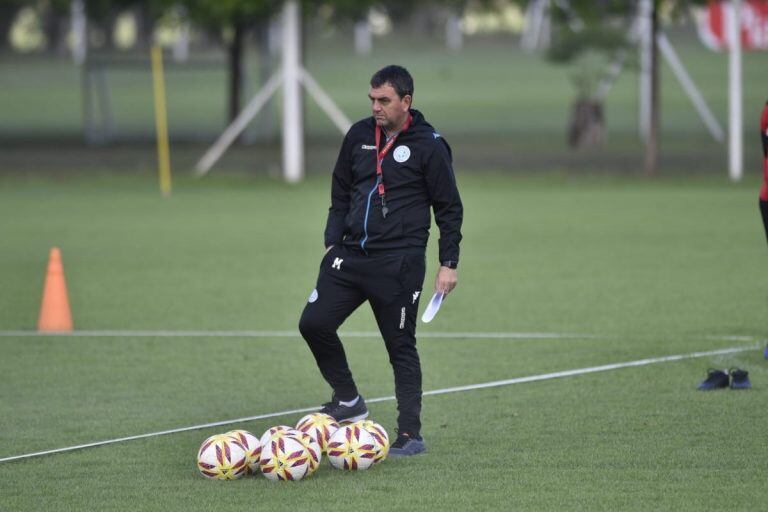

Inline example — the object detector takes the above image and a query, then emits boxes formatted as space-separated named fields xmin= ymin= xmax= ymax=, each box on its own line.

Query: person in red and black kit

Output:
xmin=759 ymin=101 xmax=768 ymax=361
xmin=759 ymin=101 xmax=768 ymax=241
xmin=299 ymin=65 xmax=463 ymax=456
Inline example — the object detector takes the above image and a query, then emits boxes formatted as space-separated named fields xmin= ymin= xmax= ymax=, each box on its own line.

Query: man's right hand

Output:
xmin=435 ymin=266 xmax=458 ymax=295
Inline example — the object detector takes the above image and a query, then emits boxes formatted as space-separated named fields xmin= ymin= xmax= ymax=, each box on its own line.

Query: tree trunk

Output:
xmin=644 ymin=4 xmax=659 ymax=176
xmin=0 ymin=5 xmax=21 ymax=51
xmin=135 ymin=5 xmax=156 ymax=51
xmin=354 ymin=20 xmax=372 ymax=55
xmin=568 ymin=97 xmax=605 ymax=149
xmin=301 ymin=14 xmax=307 ymax=138
xmin=253 ymin=18 xmax=276 ymax=142
xmin=228 ymin=23 xmax=246 ymax=124
xmin=446 ymin=14 xmax=462 ymax=52
xmin=42 ymin=7 xmax=63 ymax=55
xmin=100 ymin=8 xmax=119 ymax=51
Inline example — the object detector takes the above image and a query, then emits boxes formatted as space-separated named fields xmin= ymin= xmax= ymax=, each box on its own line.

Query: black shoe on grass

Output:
xmin=319 ymin=394 xmax=369 ymax=423
xmin=729 ymin=368 xmax=751 ymax=390
xmin=697 ymin=369 xmax=729 ymax=390
xmin=388 ymin=431 xmax=426 ymax=457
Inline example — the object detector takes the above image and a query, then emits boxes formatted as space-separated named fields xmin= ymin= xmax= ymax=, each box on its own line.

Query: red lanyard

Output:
xmin=374 ymin=114 xmax=412 ymax=218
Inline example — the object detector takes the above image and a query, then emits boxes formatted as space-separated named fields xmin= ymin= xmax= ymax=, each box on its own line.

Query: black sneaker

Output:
xmin=729 ymin=368 xmax=751 ymax=390
xmin=697 ymin=369 xmax=729 ymax=390
xmin=388 ymin=431 xmax=426 ymax=457
xmin=319 ymin=394 xmax=369 ymax=423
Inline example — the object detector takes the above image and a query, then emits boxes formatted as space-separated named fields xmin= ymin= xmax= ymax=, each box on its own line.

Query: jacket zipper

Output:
xmin=360 ymin=177 xmax=380 ymax=253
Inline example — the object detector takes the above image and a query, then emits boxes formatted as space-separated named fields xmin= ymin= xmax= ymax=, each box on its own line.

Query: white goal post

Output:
xmin=195 ymin=1 xmax=352 ymax=182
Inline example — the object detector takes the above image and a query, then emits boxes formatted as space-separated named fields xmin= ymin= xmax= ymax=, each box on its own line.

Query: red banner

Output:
xmin=695 ymin=0 xmax=768 ymax=51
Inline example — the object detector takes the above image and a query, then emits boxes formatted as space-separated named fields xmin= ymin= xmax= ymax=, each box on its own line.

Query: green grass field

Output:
xmin=1 ymin=171 xmax=767 ymax=510
xmin=2 ymin=20 xmax=768 ymax=510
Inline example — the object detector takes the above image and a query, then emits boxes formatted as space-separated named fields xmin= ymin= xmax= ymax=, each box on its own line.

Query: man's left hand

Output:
xmin=435 ymin=266 xmax=458 ymax=295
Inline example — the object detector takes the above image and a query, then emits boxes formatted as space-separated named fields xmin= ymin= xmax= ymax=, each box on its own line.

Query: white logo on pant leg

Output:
xmin=399 ymin=307 xmax=406 ymax=329
xmin=331 ymin=257 xmax=343 ymax=270
xmin=412 ymin=291 xmax=421 ymax=304
xmin=308 ymin=289 xmax=318 ymax=303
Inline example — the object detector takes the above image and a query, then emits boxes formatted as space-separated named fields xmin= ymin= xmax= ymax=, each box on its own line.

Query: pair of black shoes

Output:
xmin=319 ymin=394 xmax=426 ymax=456
xmin=697 ymin=368 xmax=751 ymax=390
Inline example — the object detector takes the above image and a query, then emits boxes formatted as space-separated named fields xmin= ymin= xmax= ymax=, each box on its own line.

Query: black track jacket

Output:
xmin=324 ymin=109 xmax=463 ymax=265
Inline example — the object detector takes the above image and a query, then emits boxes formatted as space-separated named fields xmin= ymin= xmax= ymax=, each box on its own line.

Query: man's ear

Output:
xmin=402 ymin=94 xmax=412 ymax=111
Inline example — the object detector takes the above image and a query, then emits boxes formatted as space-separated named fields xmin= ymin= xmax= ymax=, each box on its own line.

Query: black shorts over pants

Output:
xmin=298 ymin=245 xmax=426 ymax=436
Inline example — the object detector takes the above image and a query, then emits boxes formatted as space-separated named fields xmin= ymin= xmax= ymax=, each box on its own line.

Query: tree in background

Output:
xmin=39 ymin=1 xmax=72 ymax=56
xmin=9 ymin=0 xmax=164 ymax=54
xmin=177 ymin=0 xmax=282 ymax=123
xmin=543 ymin=0 xmax=708 ymax=175
xmin=0 ymin=1 xmax=26 ymax=52
xmin=545 ymin=0 xmax=633 ymax=149
xmin=82 ymin=0 xmax=148 ymax=49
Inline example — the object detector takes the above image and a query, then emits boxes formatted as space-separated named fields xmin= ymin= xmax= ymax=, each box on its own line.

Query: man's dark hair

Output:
xmin=370 ymin=65 xmax=414 ymax=99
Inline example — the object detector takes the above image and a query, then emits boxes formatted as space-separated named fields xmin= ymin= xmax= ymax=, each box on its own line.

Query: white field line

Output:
xmin=0 ymin=330 xmax=592 ymax=339
xmin=0 ymin=329 xmax=758 ymax=342
xmin=0 ymin=344 xmax=756 ymax=464
xmin=702 ymin=335 xmax=757 ymax=342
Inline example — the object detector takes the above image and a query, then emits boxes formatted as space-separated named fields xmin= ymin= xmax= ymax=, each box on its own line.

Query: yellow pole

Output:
xmin=151 ymin=45 xmax=172 ymax=197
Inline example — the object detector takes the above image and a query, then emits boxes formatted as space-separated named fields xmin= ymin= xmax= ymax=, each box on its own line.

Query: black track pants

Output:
xmin=298 ymin=245 xmax=426 ymax=436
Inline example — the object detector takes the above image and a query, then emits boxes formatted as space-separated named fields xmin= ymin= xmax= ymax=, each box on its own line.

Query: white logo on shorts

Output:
xmin=308 ymin=289 xmax=318 ymax=303
xmin=331 ymin=257 xmax=344 ymax=270
xmin=399 ymin=307 xmax=406 ymax=329
xmin=393 ymin=145 xmax=410 ymax=163
xmin=412 ymin=291 xmax=421 ymax=304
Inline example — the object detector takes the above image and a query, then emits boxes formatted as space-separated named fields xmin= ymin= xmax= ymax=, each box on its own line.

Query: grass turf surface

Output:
xmin=1 ymin=171 xmax=767 ymax=510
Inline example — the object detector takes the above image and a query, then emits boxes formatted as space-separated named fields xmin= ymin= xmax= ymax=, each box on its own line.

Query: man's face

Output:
xmin=369 ymin=83 xmax=411 ymax=132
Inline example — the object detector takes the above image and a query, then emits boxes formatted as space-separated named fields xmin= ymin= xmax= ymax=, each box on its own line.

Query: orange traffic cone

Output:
xmin=37 ymin=247 xmax=73 ymax=332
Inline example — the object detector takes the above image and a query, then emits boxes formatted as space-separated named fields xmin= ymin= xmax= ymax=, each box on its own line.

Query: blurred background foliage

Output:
xmin=0 ymin=0 xmax=763 ymax=177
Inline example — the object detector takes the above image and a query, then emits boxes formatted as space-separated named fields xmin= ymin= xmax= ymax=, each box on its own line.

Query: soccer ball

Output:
xmin=295 ymin=413 xmax=339 ymax=453
xmin=225 ymin=430 xmax=261 ymax=475
xmin=355 ymin=420 xmax=389 ymax=464
xmin=259 ymin=431 xmax=312 ymax=481
xmin=259 ymin=425 xmax=294 ymax=449
xmin=326 ymin=424 xmax=377 ymax=471
xmin=292 ymin=430 xmax=322 ymax=474
xmin=261 ymin=425 xmax=321 ymax=475
xmin=197 ymin=434 xmax=248 ymax=480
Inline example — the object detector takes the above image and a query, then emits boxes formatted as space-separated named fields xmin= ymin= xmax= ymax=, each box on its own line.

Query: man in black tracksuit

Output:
xmin=299 ymin=65 xmax=463 ymax=456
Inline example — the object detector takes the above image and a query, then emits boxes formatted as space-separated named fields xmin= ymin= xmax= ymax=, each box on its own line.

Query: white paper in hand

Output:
xmin=421 ymin=292 xmax=444 ymax=323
